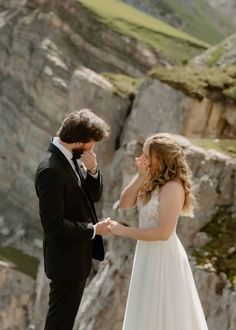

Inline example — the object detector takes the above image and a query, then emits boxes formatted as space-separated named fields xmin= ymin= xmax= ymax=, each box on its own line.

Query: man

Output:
xmin=35 ymin=109 xmax=110 ymax=330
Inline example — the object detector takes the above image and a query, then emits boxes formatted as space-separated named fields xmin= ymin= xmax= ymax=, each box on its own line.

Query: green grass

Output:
xmin=207 ymin=46 xmax=225 ymax=67
xmin=79 ymin=0 xmax=208 ymax=64
xmin=160 ymin=0 xmax=235 ymax=44
xmin=150 ymin=65 xmax=236 ymax=103
xmin=224 ymin=86 xmax=236 ymax=102
xmin=193 ymin=206 xmax=236 ymax=289
xmin=102 ymin=72 xmax=144 ymax=97
xmin=0 ymin=246 xmax=39 ymax=279
xmin=191 ymin=139 xmax=236 ymax=159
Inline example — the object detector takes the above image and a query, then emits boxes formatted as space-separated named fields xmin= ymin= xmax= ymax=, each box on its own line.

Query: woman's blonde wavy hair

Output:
xmin=139 ymin=133 xmax=196 ymax=217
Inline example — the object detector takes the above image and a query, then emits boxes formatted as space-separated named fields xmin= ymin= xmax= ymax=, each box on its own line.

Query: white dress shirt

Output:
xmin=52 ymin=137 xmax=96 ymax=239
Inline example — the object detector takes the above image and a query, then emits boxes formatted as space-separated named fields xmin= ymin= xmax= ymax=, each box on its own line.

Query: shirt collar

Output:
xmin=52 ymin=137 xmax=73 ymax=163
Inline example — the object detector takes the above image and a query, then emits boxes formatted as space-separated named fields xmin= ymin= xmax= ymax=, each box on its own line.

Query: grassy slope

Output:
xmin=0 ymin=246 xmax=39 ymax=279
xmin=79 ymin=0 xmax=208 ymax=64
xmin=157 ymin=0 xmax=235 ymax=44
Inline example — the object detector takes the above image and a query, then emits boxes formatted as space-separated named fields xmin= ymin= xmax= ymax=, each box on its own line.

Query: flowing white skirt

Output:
xmin=122 ymin=233 xmax=208 ymax=330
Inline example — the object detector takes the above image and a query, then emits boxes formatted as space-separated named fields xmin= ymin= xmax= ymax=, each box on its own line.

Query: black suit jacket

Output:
xmin=35 ymin=142 xmax=105 ymax=281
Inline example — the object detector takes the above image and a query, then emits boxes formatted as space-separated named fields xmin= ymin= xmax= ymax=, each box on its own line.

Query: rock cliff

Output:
xmin=0 ymin=0 xmax=235 ymax=329
xmin=149 ymin=34 xmax=236 ymax=139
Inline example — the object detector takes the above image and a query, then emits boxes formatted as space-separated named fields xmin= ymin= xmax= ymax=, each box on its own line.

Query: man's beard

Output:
xmin=72 ymin=147 xmax=84 ymax=159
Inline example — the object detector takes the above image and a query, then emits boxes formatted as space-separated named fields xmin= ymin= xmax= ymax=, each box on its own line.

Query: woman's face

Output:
xmin=143 ymin=142 xmax=159 ymax=176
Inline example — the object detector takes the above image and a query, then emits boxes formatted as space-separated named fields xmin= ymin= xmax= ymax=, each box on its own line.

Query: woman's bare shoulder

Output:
xmin=160 ymin=180 xmax=184 ymax=197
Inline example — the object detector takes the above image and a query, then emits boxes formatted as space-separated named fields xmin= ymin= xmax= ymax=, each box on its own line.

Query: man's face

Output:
xmin=72 ymin=141 xmax=95 ymax=159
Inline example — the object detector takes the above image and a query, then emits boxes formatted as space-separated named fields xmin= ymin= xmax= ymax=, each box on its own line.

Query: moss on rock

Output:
xmin=191 ymin=138 xmax=236 ymax=158
xmin=149 ymin=65 xmax=236 ymax=103
xmin=223 ymin=86 xmax=236 ymax=102
xmin=102 ymin=72 xmax=144 ymax=97
xmin=207 ymin=46 xmax=225 ymax=67
xmin=193 ymin=206 xmax=236 ymax=288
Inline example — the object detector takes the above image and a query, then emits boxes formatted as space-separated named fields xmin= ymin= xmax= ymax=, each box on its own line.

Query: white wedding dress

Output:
xmin=122 ymin=190 xmax=208 ymax=330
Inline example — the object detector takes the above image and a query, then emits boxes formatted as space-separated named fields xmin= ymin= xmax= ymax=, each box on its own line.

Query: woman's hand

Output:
xmin=135 ymin=154 xmax=150 ymax=180
xmin=107 ymin=220 xmax=127 ymax=236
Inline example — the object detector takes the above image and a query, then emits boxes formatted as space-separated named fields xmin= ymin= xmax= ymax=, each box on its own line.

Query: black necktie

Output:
xmin=71 ymin=156 xmax=85 ymax=185
xmin=71 ymin=156 xmax=98 ymax=224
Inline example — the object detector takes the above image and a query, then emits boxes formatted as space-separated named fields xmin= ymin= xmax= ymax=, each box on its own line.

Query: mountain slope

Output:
xmin=79 ymin=0 xmax=208 ymax=64
xmin=207 ymin=0 xmax=236 ymax=25
xmin=121 ymin=0 xmax=235 ymax=44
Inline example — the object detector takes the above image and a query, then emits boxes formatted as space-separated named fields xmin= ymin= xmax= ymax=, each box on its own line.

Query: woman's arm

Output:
xmin=119 ymin=174 xmax=145 ymax=208
xmin=109 ymin=181 xmax=185 ymax=241
xmin=119 ymin=154 xmax=149 ymax=209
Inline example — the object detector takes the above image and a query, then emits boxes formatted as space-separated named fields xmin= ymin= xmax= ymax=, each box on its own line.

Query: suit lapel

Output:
xmin=48 ymin=142 xmax=79 ymax=186
xmin=48 ymin=142 xmax=98 ymax=224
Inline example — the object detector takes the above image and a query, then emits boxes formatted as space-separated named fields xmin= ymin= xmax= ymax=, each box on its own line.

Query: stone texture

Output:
xmin=224 ymin=105 xmax=236 ymax=127
xmin=0 ymin=0 xmax=26 ymax=8
xmin=180 ymin=34 xmax=236 ymax=139
xmin=192 ymin=34 xmax=236 ymax=68
xmin=127 ymin=77 xmax=236 ymax=139
xmin=29 ymin=258 xmax=49 ymax=330
xmin=52 ymin=0 xmax=169 ymax=77
xmin=0 ymin=1 xmax=131 ymax=250
xmin=69 ymin=67 xmax=131 ymax=213
xmin=122 ymin=78 xmax=188 ymax=143
xmin=0 ymin=6 xmax=73 ymax=249
xmin=193 ymin=267 xmax=236 ymax=330
xmin=182 ymin=98 xmax=236 ymax=139
xmin=69 ymin=67 xmax=130 ymax=169
xmin=205 ymin=102 xmax=225 ymax=137
xmin=0 ymin=261 xmax=34 ymax=330
xmin=182 ymin=98 xmax=212 ymax=137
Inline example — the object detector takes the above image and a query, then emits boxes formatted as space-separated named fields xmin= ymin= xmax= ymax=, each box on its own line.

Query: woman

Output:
xmin=108 ymin=133 xmax=208 ymax=330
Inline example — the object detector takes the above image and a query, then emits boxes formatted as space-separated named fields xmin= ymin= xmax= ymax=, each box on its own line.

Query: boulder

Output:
xmin=0 ymin=261 xmax=34 ymax=330
xmin=122 ymin=78 xmax=188 ymax=143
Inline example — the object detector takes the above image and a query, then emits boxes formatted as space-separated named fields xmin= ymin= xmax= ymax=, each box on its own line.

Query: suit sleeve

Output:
xmin=35 ymin=168 xmax=94 ymax=240
xmin=84 ymin=170 xmax=103 ymax=202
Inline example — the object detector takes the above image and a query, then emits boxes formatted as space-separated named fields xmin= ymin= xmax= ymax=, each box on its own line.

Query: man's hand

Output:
xmin=95 ymin=218 xmax=111 ymax=236
xmin=80 ymin=149 xmax=97 ymax=172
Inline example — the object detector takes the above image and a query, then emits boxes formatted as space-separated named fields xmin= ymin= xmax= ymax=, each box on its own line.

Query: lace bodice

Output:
xmin=137 ymin=190 xmax=159 ymax=228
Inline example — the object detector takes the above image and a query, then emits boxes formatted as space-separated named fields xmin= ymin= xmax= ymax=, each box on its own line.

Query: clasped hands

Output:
xmin=95 ymin=218 xmax=125 ymax=236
